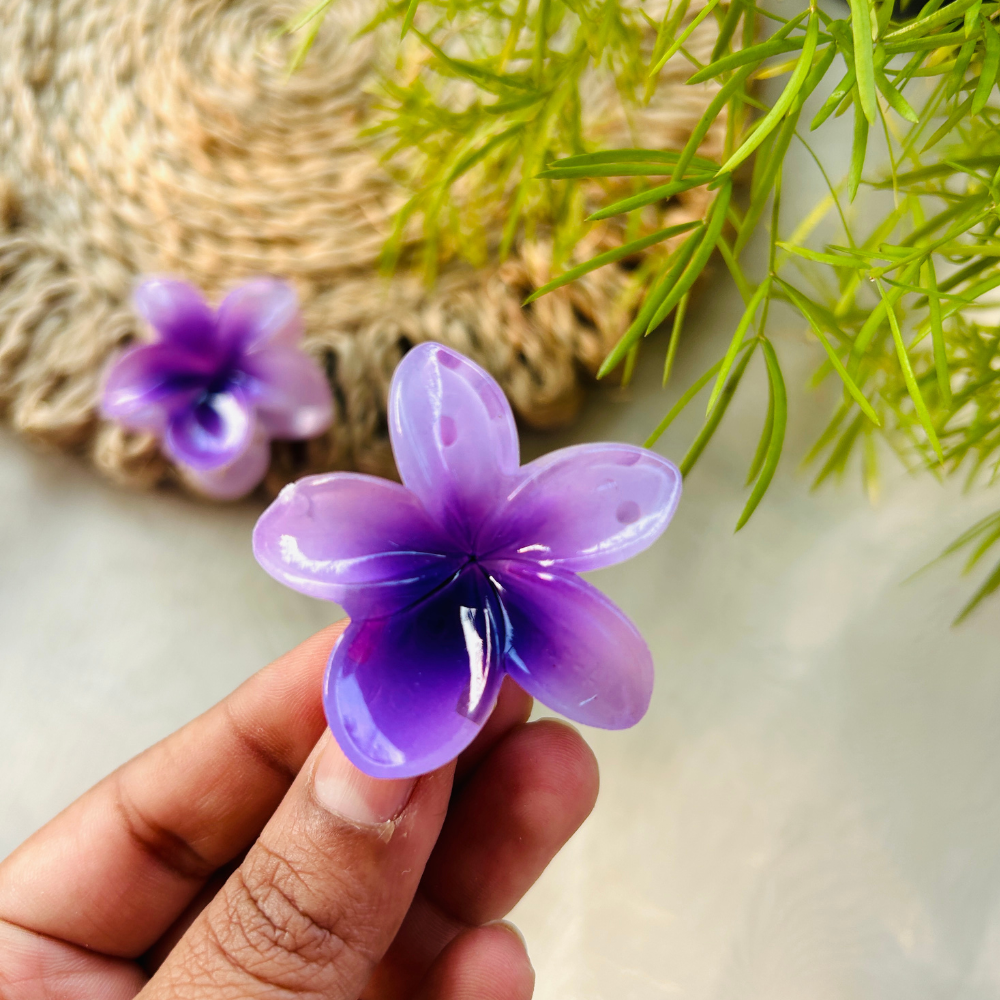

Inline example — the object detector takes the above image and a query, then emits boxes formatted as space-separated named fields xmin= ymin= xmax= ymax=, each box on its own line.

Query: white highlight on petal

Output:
xmin=279 ymin=534 xmax=338 ymax=574
xmin=460 ymin=604 xmax=489 ymax=714
xmin=276 ymin=534 xmax=447 ymax=585
xmin=339 ymin=672 xmax=406 ymax=766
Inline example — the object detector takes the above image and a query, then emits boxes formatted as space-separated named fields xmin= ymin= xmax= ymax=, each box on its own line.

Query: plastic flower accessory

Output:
xmin=102 ymin=277 xmax=333 ymax=500
xmin=254 ymin=342 xmax=681 ymax=777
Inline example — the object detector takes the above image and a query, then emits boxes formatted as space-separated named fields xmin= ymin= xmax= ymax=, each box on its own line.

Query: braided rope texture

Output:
xmin=0 ymin=0 xmax=722 ymax=496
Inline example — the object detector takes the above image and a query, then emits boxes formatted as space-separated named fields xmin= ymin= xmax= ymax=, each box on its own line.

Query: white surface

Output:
xmin=5 ymin=52 xmax=1000 ymax=998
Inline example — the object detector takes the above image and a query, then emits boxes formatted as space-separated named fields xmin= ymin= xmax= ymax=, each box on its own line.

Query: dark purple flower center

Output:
xmin=191 ymin=397 xmax=226 ymax=436
xmin=161 ymin=365 xmax=254 ymax=423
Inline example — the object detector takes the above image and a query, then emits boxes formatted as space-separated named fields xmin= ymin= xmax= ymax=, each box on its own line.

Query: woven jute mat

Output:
xmin=0 ymin=0 xmax=723 ymax=496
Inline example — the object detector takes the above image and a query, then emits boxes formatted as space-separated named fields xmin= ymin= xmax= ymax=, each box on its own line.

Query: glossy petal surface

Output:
xmin=101 ymin=344 xmax=210 ymax=432
xmin=164 ymin=389 xmax=253 ymax=471
xmin=133 ymin=279 xmax=218 ymax=355
xmin=253 ymin=341 xmax=680 ymax=776
xmin=217 ymin=278 xmax=303 ymax=353
xmin=389 ymin=342 xmax=519 ymax=547
xmin=481 ymin=443 xmax=682 ymax=571
xmin=241 ymin=346 xmax=333 ymax=439
xmin=253 ymin=473 xmax=463 ymax=617
xmin=180 ymin=431 xmax=271 ymax=501
xmin=324 ymin=568 xmax=504 ymax=778
xmin=490 ymin=560 xmax=654 ymax=729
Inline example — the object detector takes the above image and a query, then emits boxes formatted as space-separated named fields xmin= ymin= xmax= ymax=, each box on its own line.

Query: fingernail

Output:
xmin=313 ymin=734 xmax=416 ymax=826
xmin=490 ymin=921 xmax=534 ymax=971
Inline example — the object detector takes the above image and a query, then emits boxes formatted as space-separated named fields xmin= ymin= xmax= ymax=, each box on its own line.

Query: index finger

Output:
xmin=0 ymin=622 xmax=345 ymax=958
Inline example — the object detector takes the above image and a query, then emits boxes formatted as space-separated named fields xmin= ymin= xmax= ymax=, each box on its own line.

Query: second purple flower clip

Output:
xmin=254 ymin=342 xmax=682 ymax=779
xmin=103 ymin=277 xmax=333 ymax=499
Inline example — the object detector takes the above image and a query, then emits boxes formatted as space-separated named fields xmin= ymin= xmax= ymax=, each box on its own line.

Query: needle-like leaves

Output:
xmin=645 ymin=356 xmax=727 ymax=447
xmin=736 ymin=338 xmax=786 ymax=529
xmin=524 ymin=220 xmax=699 ymax=303
xmin=878 ymin=280 xmax=944 ymax=462
xmin=812 ymin=66 xmax=857 ymax=130
xmin=688 ymin=10 xmax=809 ymax=83
xmin=954 ymin=558 xmax=1000 ymax=624
xmin=598 ymin=224 xmax=705 ymax=378
xmin=717 ymin=10 xmax=820 ymax=176
xmin=672 ymin=64 xmax=755 ymax=182
xmin=745 ymin=374 xmax=775 ymax=485
xmin=848 ymin=0 xmax=878 ymax=124
xmin=679 ymin=345 xmax=756 ymax=476
xmin=707 ymin=277 xmax=771 ymax=414
xmin=883 ymin=0 xmax=980 ymax=41
xmin=646 ymin=179 xmax=732 ymax=332
xmin=649 ymin=0 xmax=722 ymax=76
xmin=779 ymin=278 xmax=881 ymax=425
xmin=848 ymin=90 xmax=869 ymax=201
xmin=585 ymin=174 xmax=716 ymax=221
xmin=972 ymin=20 xmax=1000 ymax=114
xmin=663 ymin=292 xmax=689 ymax=387
xmin=924 ymin=258 xmax=952 ymax=408
xmin=284 ymin=0 xmax=1000 ymax=618
xmin=400 ymin=0 xmax=421 ymax=38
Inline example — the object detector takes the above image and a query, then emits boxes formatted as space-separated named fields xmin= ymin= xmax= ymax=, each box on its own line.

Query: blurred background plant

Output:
xmin=288 ymin=0 xmax=1000 ymax=621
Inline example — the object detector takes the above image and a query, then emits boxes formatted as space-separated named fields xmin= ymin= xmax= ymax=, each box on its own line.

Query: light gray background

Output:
xmin=4 ymin=38 xmax=1000 ymax=999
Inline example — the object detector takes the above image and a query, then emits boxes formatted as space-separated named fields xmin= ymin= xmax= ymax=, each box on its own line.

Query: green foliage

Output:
xmin=360 ymin=0 xmax=656 ymax=280
xmin=290 ymin=0 xmax=1000 ymax=618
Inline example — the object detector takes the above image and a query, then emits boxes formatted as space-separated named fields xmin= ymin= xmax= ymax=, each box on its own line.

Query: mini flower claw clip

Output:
xmin=254 ymin=342 xmax=682 ymax=778
xmin=102 ymin=277 xmax=333 ymax=500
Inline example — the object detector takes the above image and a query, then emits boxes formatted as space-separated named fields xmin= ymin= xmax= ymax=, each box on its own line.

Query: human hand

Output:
xmin=0 ymin=621 xmax=598 ymax=999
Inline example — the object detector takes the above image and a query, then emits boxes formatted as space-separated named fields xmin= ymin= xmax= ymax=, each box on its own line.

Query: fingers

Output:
xmin=0 ymin=621 xmax=346 ymax=958
xmin=141 ymin=734 xmax=454 ymax=1000
xmin=140 ymin=677 xmax=533 ymax=977
xmin=454 ymin=677 xmax=533 ymax=784
xmin=0 ymin=919 xmax=146 ymax=1000
xmin=367 ymin=718 xmax=598 ymax=998
xmin=426 ymin=719 xmax=599 ymax=924
xmin=411 ymin=923 xmax=534 ymax=1000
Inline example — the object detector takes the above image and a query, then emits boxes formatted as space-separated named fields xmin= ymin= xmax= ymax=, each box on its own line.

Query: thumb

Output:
xmin=140 ymin=732 xmax=454 ymax=1000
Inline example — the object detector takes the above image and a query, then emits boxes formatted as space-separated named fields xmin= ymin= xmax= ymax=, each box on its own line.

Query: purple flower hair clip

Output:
xmin=102 ymin=277 xmax=333 ymax=500
xmin=254 ymin=342 xmax=681 ymax=778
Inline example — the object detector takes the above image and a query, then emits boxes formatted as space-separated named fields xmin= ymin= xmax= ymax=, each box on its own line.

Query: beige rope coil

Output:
xmin=0 ymin=0 xmax=723 ymax=496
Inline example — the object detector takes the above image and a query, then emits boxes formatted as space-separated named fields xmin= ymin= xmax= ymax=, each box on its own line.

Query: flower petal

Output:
xmin=254 ymin=473 xmax=464 ymax=618
xmin=180 ymin=431 xmax=271 ymax=501
xmin=389 ymin=342 xmax=518 ymax=547
xmin=164 ymin=389 xmax=253 ymax=471
xmin=480 ymin=443 xmax=681 ymax=571
xmin=101 ymin=343 xmax=212 ymax=432
xmin=240 ymin=346 xmax=333 ymax=439
xmin=489 ymin=560 xmax=653 ymax=729
xmin=133 ymin=278 xmax=219 ymax=354
xmin=324 ymin=568 xmax=505 ymax=778
xmin=216 ymin=278 xmax=303 ymax=353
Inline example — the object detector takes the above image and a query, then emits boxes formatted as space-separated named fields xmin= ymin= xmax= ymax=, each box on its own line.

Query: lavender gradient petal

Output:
xmin=101 ymin=343 xmax=211 ymax=431
xmin=133 ymin=278 xmax=218 ymax=354
xmin=324 ymin=568 xmax=505 ymax=778
xmin=163 ymin=389 xmax=254 ymax=471
xmin=240 ymin=346 xmax=333 ymax=439
xmin=180 ymin=431 xmax=271 ymax=500
xmin=253 ymin=473 xmax=463 ymax=618
xmin=489 ymin=560 xmax=653 ymax=729
xmin=389 ymin=342 xmax=518 ymax=547
xmin=481 ymin=443 xmax=682 ymax=571
xmin=217 ymin=278 xmax=303 ymax=353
